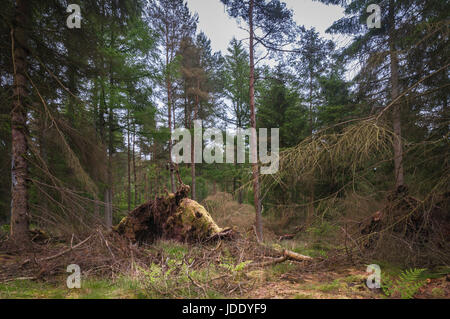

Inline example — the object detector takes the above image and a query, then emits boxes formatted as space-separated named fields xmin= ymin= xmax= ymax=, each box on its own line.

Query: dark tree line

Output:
xmin=0 ymin=0 xmax=448 ymax=247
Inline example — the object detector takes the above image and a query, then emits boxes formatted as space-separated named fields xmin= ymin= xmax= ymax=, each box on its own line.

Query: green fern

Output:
xmin=219 ymin=260 xmax=252 ymax=273
xmin=382 ymin=268 xmax=427 ymax=299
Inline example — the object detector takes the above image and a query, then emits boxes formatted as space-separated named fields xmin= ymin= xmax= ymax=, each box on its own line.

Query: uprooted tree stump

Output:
xmin=359 ymin=186 xmax=450 ymax=263
xmin=113 ymin=169 xmax=314 ymax=265
xmin=113 ymin=184 xmax=233 ymax=243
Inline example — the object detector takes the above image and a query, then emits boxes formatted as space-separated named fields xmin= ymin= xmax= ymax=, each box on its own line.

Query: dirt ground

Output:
xmin=1 ymin=193 xmax=448 ymax=299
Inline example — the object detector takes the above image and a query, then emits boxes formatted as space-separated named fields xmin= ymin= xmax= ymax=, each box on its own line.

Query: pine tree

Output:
xmin=223 ymin=38 xmax=251 ymax=128
xmin=10 ymin=0 xmax=31 ymax=244
xmin=318 ymin=0 xmax=449 ymax=188
xmin=148 ymin=0 xmax=198 ymax=193
xmin=2 ymin=0 xmax=156 ymax=233
xmin=257 ymin=65 xmax=307 ymax=148
xmin=221 ymin=0 xmax=295 ymax=241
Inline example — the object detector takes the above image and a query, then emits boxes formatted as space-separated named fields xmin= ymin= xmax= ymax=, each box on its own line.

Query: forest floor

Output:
xmin=0 ymin=256 xmax=448 ymax=299
xmin=1 ymin=237 xmax=448 ymax=299
xmin=0 ymin=193 xmax=449 ymax=299
xmin=0 ymin=266 xmax=377 ymax=299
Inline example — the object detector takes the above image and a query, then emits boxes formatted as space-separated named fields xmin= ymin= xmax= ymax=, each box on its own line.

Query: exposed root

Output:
xmin=359 ymin=186 xmax=450 ymax=265
xmin=113 ymin=176 xmax=235 ymax=244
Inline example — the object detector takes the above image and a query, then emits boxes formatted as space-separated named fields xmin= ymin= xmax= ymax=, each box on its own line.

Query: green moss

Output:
xmin=1 ymin=224 xmax=10 ymax=233
xmin=305 ymin=279 xmax=344 ymax=293
xmin=177 ymin=198 xmax=223 ymax=236
xmin=112 ymin=217 xmax=127 ymax=232
xmin=0 ymin=279 xmax=69 ymax=299
xmin=431 ymin=287 xmax=445 ymax=298
xmin=0 ymin=277 xmax=145 ymax=299
xmin=316 ymin=281 xmax=342 ymax=292
xmin=270 ymin=262 xmax=297 ymax=276
xmin=340 ymin=274 xmax=365 ymax=284
xmin=155 ymin=240 xmax=190 ymax=260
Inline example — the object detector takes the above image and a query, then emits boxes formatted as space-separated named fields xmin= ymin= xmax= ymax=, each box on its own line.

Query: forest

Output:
xmin=0 ymin=0 xmax=448 ymax=300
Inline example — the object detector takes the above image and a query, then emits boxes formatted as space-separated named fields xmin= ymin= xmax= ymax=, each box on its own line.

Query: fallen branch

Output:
xmin=340 ymin=225 xmax=363 ymax=257
xmin=278 ymin=226 xmax=304 ymax=241
xmin=187 ymin=272 xmax=208 ymax=298
xmin=97 ymin=230 xmax=116 ymax=260
xmin=0 ymin=276 xmax=37 ymax=283
xmin=246 ymin=243 xmax=313 ymax=268
xmin=204 ymin=228 xmax=234 ymax=243
xmin=282 ymin=249 xmax=314 ymax=262
xmin=39 ymin=235 xmax=92 ymax=262
xmin=247 ymin=256 xmax=287 ymax=268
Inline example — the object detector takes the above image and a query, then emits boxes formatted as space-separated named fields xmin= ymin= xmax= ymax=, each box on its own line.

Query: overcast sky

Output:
xmin=185 ymin=0 xmax=353 ymax=54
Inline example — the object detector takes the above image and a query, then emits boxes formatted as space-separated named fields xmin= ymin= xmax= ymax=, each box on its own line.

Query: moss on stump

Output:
xmin=113 ymin=184 xmax=230 ymax=243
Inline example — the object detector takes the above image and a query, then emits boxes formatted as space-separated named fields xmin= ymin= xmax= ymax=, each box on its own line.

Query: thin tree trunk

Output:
xmin=165 ymin=27 xmax=176 ymax=193
xmin=104 ymin=188 xmax=111 ymax=228
xmin=191 ymin=80 xmax=200 ymax=201
xmin=249 ymin=0 xmax=263 ymax=242
xmin=10 ymin=0 xmax=30 ymax=244
xmin=389 ymin=0 xmax=404 ymax=188
xmin=144 ymin=172 xmax=148 ymax=201
xmin=106 ymin=109 xmax=113 ymax=228
xmin=172 ymin=98 xmax=176 ymax=131
xmin=236 ymin=119 xmax=243 ymax=204
xmin=99 ymin=82 xmax=109 ymax=223
xmin=133 ymin=126 xmax=137 ymax=205
xmin=92 ymin=83 xmax=100 ymax=219
xmin=307 ymin=74 xmax=315 ymax=226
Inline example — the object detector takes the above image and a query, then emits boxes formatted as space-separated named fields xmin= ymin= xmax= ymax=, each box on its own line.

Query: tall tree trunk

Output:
xmin=172 ymin=98 xmax=176 ymax=131
xmin=105 ymin=104 xmax=113 ymax=228
xmin=191 ymin=80 xmax=200 ymax=201
xmin=10 ymin=0 xmax=30 ymax=244
xmin=37 ymin=102 xmax=49 ymax=218
xmin=133 ymin=125 xmax=137 ymax=205
xmin=389 ymin=0 xmax=404 ymax=188
xmin=91 ymin=83 xmax=100 ymax=218
xmin=236 ymin=119 xmax=243 ymax=204
xmin=104 ymin=188 xmax=111 ymax=227
xmin=307 ymin=73 xmax=315 ymax=226
xmin=99 ymin=81 xmax=109 ymax=223
xmin=105 ymin=34 xmax=115 ymax=228
xmin=127 ymin=110 xmax=131 ymax=211
xmin=144 ymin=172 xmax=148 ymax=201
xmin=237 ymin=181 xmax=243 ymax=204
xmin=184 ymin=81 xmax=188 ymax=128
xmin=249 ymin=0 xmax=263 ymax=242
xmin=65 ymin=42 xmax=77 ymax=124
xmin=165 ymin=27 xmax=176 ymax=193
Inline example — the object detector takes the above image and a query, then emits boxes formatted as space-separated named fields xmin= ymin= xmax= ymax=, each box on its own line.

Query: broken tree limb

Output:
xmin=0 ymin=276 xmax=37 ymax=283
xmin=247 ymin=256 xmax=288 ymax=268
xmin=39 ymin=235 xmax=92 ymax=262
xmin=277 ymin=226 xmax=304 ymax=241
xmin=282 ymin=249 xmax=314 ymax=262
xmin=21 ymin=235 xmax=92 ymax=266
xmin=246 ymin=242 xmax=314 ymax=268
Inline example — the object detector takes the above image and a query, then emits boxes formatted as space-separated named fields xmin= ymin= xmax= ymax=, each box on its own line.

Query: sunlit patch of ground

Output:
xmin=243 ymin=266 xmax=382 ymax=299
